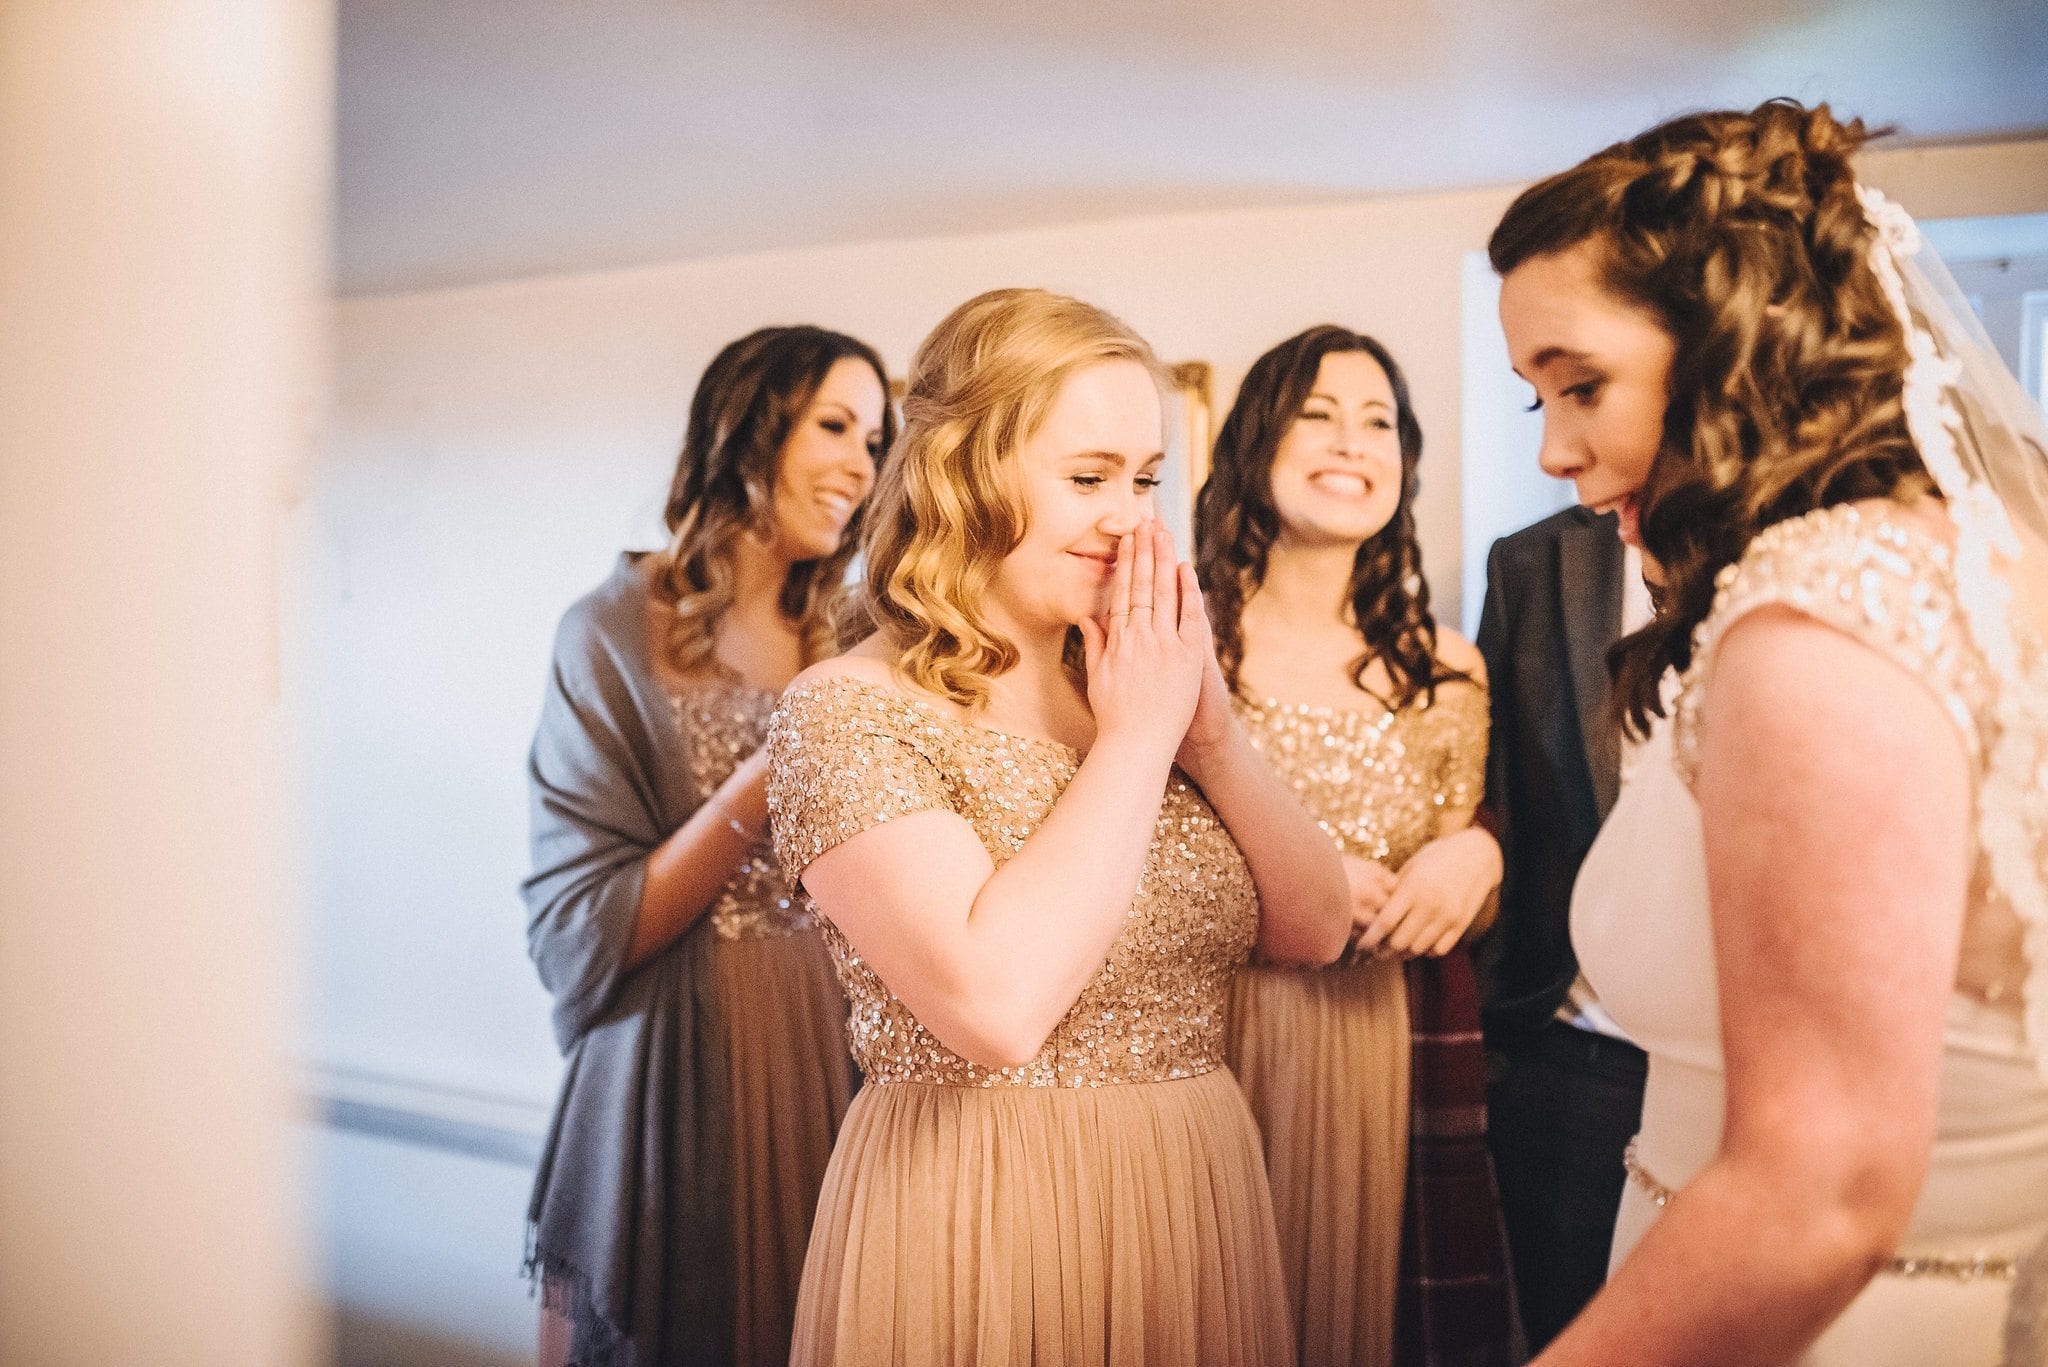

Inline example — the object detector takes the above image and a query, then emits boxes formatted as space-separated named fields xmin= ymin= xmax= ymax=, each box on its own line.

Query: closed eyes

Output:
xmin=1299 ymin=409 xmax=1393 ymax=429
xmin=1070 ymin=474 xmax=1162 ymax=491
xmin=820 ymin=416 xmax=885 ymax=457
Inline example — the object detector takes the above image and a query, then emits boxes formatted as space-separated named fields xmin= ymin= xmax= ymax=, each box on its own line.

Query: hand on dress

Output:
xmin=1340 ymin=855 xmax=1400 ymax=964
xmin=1078 ymin=520 xmax=1205 ymax=763
xmin=1353 ymin=826 xmax=1501 ymax=960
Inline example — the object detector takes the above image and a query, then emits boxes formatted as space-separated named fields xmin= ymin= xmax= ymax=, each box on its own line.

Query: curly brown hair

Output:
xmin=1488 ymin=99 xmax=1932 ymax=736
xmin=1195 ymin=325 xmax=1464 ymax=710
xmin=647 ymin=325 xmax=895 ymax=675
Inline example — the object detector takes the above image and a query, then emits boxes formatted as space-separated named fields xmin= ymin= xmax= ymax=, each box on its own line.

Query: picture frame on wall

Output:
xmin=1168 ymin=361 xmax=1214 ymax=537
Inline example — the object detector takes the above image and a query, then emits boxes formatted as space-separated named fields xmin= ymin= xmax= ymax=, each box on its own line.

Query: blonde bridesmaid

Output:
xmin=766 ymin=288 xmax=1352 ymax=1366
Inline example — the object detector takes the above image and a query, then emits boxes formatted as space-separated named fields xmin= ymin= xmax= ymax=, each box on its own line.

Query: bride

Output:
xmin=1489 ymin=99 xmax=2048 ymax=1364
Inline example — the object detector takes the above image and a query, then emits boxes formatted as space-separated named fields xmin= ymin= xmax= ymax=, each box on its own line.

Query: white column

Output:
xmin=0 ymin=3 xmax=329 ymax=1363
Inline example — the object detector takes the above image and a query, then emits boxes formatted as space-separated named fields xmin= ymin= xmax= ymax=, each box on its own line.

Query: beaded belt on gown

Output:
xmin=1622 ymin=1139 xmax=2019 ymax=1283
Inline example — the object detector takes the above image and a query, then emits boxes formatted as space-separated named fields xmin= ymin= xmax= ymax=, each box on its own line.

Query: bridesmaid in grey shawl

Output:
xmin=522 ymin=325 xmax=893 ymax=1367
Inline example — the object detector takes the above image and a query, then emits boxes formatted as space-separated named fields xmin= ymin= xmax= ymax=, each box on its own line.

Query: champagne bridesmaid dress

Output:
xmin=1226 ymin=681 xmax=1515 ymax=1366
xmin=672 ymin=671 xmax=858 ymax=1367
xmin=767 ymin=674 xmax=1295 ymax=1367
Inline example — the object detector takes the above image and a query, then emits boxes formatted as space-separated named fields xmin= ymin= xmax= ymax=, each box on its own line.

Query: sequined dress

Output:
xmin=1573 ymin=505 xmax=2048 ymax=1364
xmin=766 ymin=674 xmax=1294 ymax=1367
xmin=1226 ymin=682 xmax=1512 ymax=1367
xmin=672 ymin=671 xmax=857 ymax=1367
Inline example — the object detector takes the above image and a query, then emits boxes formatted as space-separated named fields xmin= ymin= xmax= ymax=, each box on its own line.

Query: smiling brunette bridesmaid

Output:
xmin=766 ymin=288 xmax=1352 ymax=1366
xmin=1200 ymin=326 xmax=1519 ymax=1367
xmin=522 ymin=326 xmax=891 ymax=1367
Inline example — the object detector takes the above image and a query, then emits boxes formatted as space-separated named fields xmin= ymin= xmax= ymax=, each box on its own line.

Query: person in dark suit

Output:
xmin=1472 ymin=504 xmax=1649 ymax=1352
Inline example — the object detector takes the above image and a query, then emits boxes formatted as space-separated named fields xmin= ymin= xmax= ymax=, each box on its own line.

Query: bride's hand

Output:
xmin=1355 ymin=826 xmax=1501 ymax=959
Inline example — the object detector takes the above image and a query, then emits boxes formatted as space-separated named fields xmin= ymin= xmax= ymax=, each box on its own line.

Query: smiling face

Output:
xmin=1498 ymin=240 xmax=1677 ymax=550
xmin=985 ymin=357 xmax=1166 ymax=636
xmin=766 ymin=355 xmax=888 ymax=561
xmin=1267 ymin=349 xmax=1405 ymax=550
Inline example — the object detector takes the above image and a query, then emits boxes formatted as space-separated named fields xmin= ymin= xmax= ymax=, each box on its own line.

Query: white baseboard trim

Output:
xmin=307 ymin=1061 xmax=551 ymax=1168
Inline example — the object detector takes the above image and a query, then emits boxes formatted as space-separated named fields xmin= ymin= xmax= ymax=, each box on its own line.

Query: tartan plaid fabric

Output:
xmin=1394 ymin=950 xmax=1523 ymax=1366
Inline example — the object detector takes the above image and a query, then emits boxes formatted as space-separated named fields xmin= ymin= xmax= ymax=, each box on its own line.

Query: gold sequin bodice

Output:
xmin=767 ymin=675 xmax=1259 ymax=1088
xmin=669 ymin=672 xmax=817 ymax=941
xmin=1232 ymin=682 xmax=1488 ymax=872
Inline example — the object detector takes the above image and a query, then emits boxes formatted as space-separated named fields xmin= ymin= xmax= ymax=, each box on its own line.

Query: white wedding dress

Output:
xmin=1572 ymin=503 xmax=2048 ymax=1365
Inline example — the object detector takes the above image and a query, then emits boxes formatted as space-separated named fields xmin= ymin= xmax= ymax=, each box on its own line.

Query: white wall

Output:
xmin=305 ymin=134 xmax=2048 ymax=1362
xmin=313 ymin=1123 xmax=537 ymax=1366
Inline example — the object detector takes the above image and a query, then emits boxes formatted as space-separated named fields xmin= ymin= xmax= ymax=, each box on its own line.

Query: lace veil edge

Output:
xmin=1859 ymin=185 xmax=2048 ymax=1086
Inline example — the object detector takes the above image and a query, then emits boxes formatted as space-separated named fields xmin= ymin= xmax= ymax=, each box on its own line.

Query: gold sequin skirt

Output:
xmin=1226 ymin=958 xmax=1412 ymax=1367
xmin=712 ymin=929 xmax=859 ymax=1367
xmin=789 ymin=1068 xmax=1293 ymax=1366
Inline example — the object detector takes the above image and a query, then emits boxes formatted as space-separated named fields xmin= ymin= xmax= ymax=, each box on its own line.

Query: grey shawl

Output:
xmin=522 ymin=553 xmax=736 ymax=1367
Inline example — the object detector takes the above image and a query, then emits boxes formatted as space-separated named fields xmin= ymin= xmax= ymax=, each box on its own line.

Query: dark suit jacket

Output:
xmin=1472 ymin=506 xmax=1625 ymax=1042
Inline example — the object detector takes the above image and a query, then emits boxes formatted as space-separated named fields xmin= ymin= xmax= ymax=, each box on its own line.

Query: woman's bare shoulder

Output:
xmin=787 ymin=638 xmax=900 ymax=693
xmin=1434 ymin=626 xmax=1487 ymax=683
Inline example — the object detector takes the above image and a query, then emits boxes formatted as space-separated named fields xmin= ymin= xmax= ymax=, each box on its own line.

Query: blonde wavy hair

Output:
xmin=1489 ymin=100 xmax=1928 ymax=737
xmin=855 ymin=288 xmax=1165 ymax=707
xmin=647 ymin=325 xmax=894 ymax=675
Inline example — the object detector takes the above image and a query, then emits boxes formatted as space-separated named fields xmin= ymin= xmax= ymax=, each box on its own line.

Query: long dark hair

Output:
xmin=649 ymin=324 xmax=896 ymax=674
xmin=1195 ymin=325 xmax=1463 ymax=710
xmin=1488 ymin=100 xmax=1925 ymax=736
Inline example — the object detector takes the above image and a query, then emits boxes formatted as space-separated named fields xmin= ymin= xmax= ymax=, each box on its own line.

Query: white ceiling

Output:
xmin=336 ymin=0 xmax=2048 ymax=296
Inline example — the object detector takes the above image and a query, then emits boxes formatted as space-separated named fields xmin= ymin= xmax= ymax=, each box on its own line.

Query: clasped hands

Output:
xmin=1078 ymin=520 xmax=1234 ymax=772
xmin=1076 ymin=518 xmax=1498 ymax=960
xmin=1344 ymin=825 xmax=1501 ymax=961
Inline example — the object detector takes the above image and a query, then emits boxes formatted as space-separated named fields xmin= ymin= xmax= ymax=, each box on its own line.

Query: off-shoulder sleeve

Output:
xmin=1673 ymin=503 xmax=1987 ymax=787
xmin=1432 ymin=679 xmax=1490 ymax=813
xmin=767 ymin=677 xmax=957 ymax=888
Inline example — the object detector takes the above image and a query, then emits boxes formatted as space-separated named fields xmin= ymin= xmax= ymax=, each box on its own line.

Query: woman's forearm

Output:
xmin=1180 ymin=726 xmax=1349 ymax=965
xmin=942 ymin=731 xmax=1182 ymax=1059
xmin=813 ymin=728 xmax=1184 ymax=1070
xmin=622 ymin=762 xmax=769 ymax=970
xmin=1433 ymin=818 xmax=1503 ymax=941
xmin=1536 ymin=1152 xmax=1902 ymax=1366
